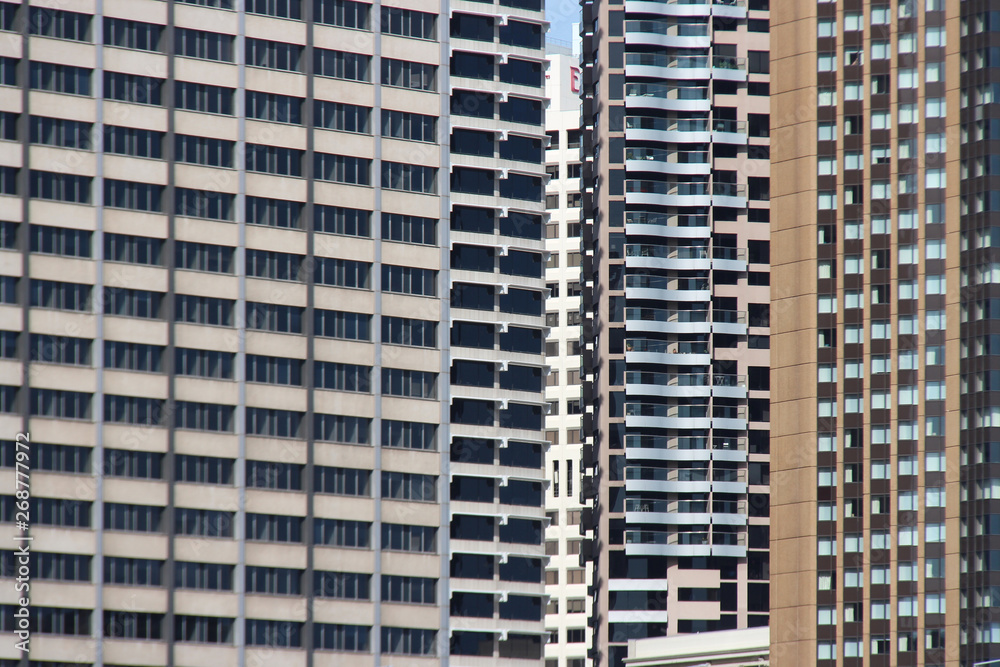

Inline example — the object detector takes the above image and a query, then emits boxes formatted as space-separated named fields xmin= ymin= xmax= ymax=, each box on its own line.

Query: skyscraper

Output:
xmin=770 ymin=1 xmax=963 ymax=664
xmin=0 ymin=0 xmax=548 ymax=664
xmin=579 ymin=0 xmax=772 ymax=665
xmin=543 ymin=41 xmax=591 ymax=667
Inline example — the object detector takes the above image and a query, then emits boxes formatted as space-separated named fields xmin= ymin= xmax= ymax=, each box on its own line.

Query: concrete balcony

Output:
xmin=625 ymin=20 xmax=711 ymax=49
xmin=625 ymin=81 xmax=711 ymax=113
xmin=625 ymin=0 xmax=746 ymax=19
xmin=624 ymin=53 xmax=747 ymax=82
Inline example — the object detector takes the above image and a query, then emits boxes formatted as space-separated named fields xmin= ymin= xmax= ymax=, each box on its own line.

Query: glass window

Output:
xmin=818 ymin=606 xmax=836 ymax=624
xmin=899 ymin=491 xmax=917 ymax=511
xmin=899 ymin=456 xmax=917 ymax=476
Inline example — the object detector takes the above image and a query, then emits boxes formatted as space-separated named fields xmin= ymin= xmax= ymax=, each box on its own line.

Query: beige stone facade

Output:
xmin=0 ymin=0 xmax=549 ymax=664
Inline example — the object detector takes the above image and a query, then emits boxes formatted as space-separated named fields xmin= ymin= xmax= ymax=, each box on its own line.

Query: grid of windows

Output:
xmin=382 ymin=162 xmax=438 ymax=194
xmin=29 ymin=7 xmax=92 ymax=41
xmin=383 ymin=265 xmax=436 ymax=296
xmin=31 ymin=117 xmax=93 ymax=150
xmin=315 ymin=0 xmax=370 ymax=28
xmin=314 ymin=48 xmax=371 ymax=81
xmin=106 ymin=17 xmax=163 ymax=52
xmin=383 ymin=213 xmax=436 ymax=244
xmin=247 ymin=38 xmax=302 ymax=71
xmin=382 ymin=110 xmax=436 ymax=142
xmin=314 ymin=361 xmax=371 ymax=392
xmin=30 ymin=226 xmax=91 ymax=257
xmin=381 ymin=6 xmax=436 ymax=40
xmin=383 ymin=316 xmax=436 ymax=347
xmin=791 ymin=0 xmax=955 ymax=661
xmin=314 ymin=466 xmax=371 ymax=496
xmin=382 ymin=420 xmax=437 ymax=450
xmin=247 ymin=91 xmax=302 ymax=124
xmin=315 ymin=518 xmax=371 ymax=548
xmin=315 ymin=100 xmax=371 ymax=134
xmin=30 ymin=62 xmax=92 ymax=96
xmin=5 ymin=4 xmax=548 ymax=657
xmin=383 ymin=368 xmax=437 ymax=399
xmin=382 ymin=58 xmax=437 ymax=91
xmin=315 ymin=571 xmax=370 ymax=600
xmin=175 ymin=27 xmax=232 ymax=61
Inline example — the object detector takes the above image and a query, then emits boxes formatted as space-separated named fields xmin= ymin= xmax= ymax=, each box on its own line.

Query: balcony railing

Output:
xmin=625 ymin=434 xmax=747 ymax=450
xmin=625 ymin=147 xmax=710 ymax=163
xmin=625 ymin=82 xmax=710 ymax=100
xmin=626 ymin=180 xmax=710 ymax=197
xmin=625 ymin=211 xmax=709 ymax=227
xmin=625 ymin=307 xmax=709 ymax=323
xmin=624 ymin=404 xmax=710 ymax=419
xmin=625 ymin=181 xmax=747 ymax=198
xmin=625 ymin=466 xmax=748 ymax=482
xmin=626 ymin=466 xmax=708 ymax=482
xmin=624 ymin=275 xmax=710 ymax=291
xmin=625 ymin=371 xmax=748 ymax=387
xmin=627 ymin=435 xmax=708 ymax=450
xmin=626 ymin=499 xmax=748 ymax=514
xmin=625 ymin=20 xmax=710 ymax=37
xmin=624 ymin=308 xmax=748 ymax=326
xmin=625 ymin=244 xmax=747 ymax=261
xmin=625 ymin=116 xmax=711 ymax=132
xmin=625 ymin=339 xmax=709 ymax=354
xmin=625 ymin=531 xmax=748 ymax=547
xmin=625 ymin=244 xmax=707 ymax=259
xmin=625 ymin=53 xmax=746 ymax=70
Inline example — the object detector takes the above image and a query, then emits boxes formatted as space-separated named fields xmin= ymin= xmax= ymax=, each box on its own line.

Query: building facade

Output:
xmin=579 ymin=0 xmax=772 ymax=665
xmin=770 ymin=0 xmax=967 ymax=665
xmin=543 ymin=43 xmax=590 ymax=667
xmin=0 ymin=0 xmax=548 ymax=665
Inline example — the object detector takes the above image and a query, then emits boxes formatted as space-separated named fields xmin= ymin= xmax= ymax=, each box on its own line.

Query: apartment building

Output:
xmin=579 ymin=1 xmax=772 ymax=665
xmin=770 ymin=0 xmax=969 ymax=665
xmin=543 ymin=43 xmax=590 ymax=667
xmin=0 ymin=0 xmax=548 ymax=665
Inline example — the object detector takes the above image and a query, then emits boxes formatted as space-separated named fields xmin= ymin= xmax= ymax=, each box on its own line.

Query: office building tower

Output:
xmin=543 ymin=43 xmax=590 ymax=667
xmin=0 ymin=0 xmax=548 ymax=664
xmin=578 ymin=0 xmax=772 ymax=665
xmin=770 ymin=1 xmax=965 ymax=665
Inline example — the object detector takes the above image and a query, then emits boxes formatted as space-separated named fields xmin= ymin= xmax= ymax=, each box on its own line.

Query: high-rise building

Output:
xmin=578 ymin=1 xmax=772 ymax=665
xmin=448 ymin=0 xmax=551 ymax=663
xmin=770 ymin=1 xmax=965 ymax=665
xmin=543 ymin=42 xmax=591 ymax=667
xmin=0 ymin=0 xmax=549 ymax=664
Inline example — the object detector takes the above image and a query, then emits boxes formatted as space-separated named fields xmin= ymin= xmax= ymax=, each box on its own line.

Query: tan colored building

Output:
xmin=771 ymin=0 xmax=966 ymax=665
xmin=579 ymin=0 xmax=772 ymax=665
xmin=625 ymin=627 xmax=769 ymax=667
xmin=0 ymin=0 xmax=550 ymax=665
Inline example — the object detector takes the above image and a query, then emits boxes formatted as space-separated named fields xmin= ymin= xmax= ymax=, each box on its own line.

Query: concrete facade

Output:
xmin=544 ymin=44 xmax=590 ymax=667
xmin=0 ymin=0 xmax=548 ymax=665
